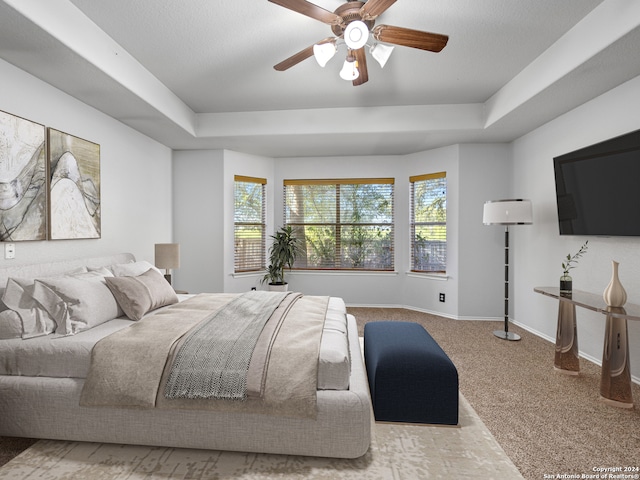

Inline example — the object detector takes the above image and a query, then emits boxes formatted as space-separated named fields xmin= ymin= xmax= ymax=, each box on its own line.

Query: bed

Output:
xmin=0 ymin=254 xmax=372 ymax=459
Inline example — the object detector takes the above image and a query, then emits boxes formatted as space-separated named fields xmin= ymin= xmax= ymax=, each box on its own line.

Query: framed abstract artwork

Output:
xmin=47 ymin=128 xmax=101 ymax=240
xmin=0 ymin=110 xmax=47 ymax=241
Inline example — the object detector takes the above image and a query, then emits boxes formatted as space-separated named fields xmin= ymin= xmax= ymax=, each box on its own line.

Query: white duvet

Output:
xmin=0 ymin=295 xmax=351 ymax=391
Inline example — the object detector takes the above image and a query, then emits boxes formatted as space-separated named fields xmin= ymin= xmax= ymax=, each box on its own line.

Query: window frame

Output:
xmin=284 ymin=178 xmax=395 ymax=272
xmin=233 ymin=175 xmax=266 ymax=273
xmin=410 ymin=172 xmax=447 ymax=273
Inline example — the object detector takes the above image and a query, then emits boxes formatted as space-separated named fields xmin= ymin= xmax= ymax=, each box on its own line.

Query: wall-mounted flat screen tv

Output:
xmin=553 ymin=129 xmax=640 ymax=236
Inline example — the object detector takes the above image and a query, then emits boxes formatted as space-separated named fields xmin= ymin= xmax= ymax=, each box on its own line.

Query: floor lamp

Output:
xmin=483 ymin=199 xmax=533 ymax=341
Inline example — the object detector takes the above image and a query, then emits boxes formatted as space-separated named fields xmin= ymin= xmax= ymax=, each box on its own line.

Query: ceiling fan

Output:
xmin=269 ymin=0 xmax=449 ymax=86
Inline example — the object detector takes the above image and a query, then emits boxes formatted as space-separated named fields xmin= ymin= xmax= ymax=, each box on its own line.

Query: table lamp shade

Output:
xmin=483 ymin=199 xmax=533 ymax=225
xmin=155 ymin=243 xmax=180 ymax=270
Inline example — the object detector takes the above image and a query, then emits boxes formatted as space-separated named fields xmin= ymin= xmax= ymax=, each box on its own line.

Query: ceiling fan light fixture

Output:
xmin=339 ymin=57 xmax=359 ymax=81
xmin=270 ymin=0 xmax=450 ymax=86
xmin=313 ymin=42 xmax=337 ymax=67
xmin=370 ymin=43 xmax=394 ymax=68
xmin=344 ymin=20 xmax=369 ymax=50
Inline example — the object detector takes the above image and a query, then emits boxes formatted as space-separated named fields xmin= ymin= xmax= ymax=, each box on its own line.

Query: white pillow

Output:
xmin=0 ymin=309 xmax=24 ymax=339
xmin=32 ymin=273 xmax=122 ymax=335
xmin=105 ymin=268 xmax=178 ymax=321
xmin=2 ymin=278 xmax=57 ymax=338
xmin=82 ymin=266 xmax=113 ymax=277
xmin=109 ymin=261 xmax=162 ymax=277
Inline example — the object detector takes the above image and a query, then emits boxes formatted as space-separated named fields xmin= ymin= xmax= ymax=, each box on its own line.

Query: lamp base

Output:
xmin=493 ymin=330 xmax=521 ymax=341
xmin=164 ymin=274 xmax=172 ymax=285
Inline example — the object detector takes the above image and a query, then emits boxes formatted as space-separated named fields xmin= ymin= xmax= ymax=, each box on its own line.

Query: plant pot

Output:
xmin=268 ymin=283 xmax=288 ymax=292
xmin=560 ymin=274 xmax=572 ymax=296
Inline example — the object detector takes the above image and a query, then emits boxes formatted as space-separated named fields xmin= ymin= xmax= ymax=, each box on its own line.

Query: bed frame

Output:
xmin=0 ymin=254 xmax=372 ymax=459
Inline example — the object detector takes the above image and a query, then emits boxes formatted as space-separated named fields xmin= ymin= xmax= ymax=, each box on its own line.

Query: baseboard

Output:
xmin=347 ymin=303 xmax=505 ymax=322
xmin=347 ymin=303 xmax=461 ymax=320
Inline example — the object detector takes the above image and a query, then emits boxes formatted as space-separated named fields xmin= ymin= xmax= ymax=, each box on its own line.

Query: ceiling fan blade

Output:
xmin=273 ymin=38 xmax=335 ymax=71
xmin=359 ymin=0 xmax=397 ymax=20
xmin=273 ymin=45 xmax=314 ymax=71
xmin=352 ymin=47 xmax=368 ymax=86
xmin=372 ymin=25 xmax=448 ymax=52
xmin=269 ymin=0 xmax=343 ymax=25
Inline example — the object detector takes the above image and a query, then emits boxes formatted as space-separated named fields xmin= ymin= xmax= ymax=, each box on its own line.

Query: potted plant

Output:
xmin=262 ymin=225 xmax=300 ymax=291
xmin=560 ymin=240 xmax=588 ymax=295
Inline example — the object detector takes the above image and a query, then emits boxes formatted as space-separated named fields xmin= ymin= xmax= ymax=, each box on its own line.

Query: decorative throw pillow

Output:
xmin=105 ymin=268 xmax=178 ymax=321
xmin=32 ymin=272 xmax=123 ymax=335
xmin=0 ymin=309 xmax=24 ymax=339
xmin=1 ymin=277 xmax=57 ymax=338
xmin=109 ymin=261 xmax=162 ymax=278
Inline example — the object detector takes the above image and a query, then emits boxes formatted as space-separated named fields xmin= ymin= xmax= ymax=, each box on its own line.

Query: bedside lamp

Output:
xmin=155 ymin=243 xmax=180 ymax=285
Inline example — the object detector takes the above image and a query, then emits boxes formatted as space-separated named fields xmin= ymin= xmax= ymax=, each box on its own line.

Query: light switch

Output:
xmin=4 ymin=243 xmax=15 ymax=259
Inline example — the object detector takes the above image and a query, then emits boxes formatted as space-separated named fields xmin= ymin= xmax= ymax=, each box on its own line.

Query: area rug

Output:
xmin=0 ymin=395 xmax=522 ymax=479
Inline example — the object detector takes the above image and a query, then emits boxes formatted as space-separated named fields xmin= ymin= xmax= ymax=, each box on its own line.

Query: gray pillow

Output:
xmin=105 ymin=268 xmax=178 ymax=321
xmin=33 ymin=271 xmax=122 ymax=335
xmin=2 ymin=277 xmax=57 ymax=338
xmin=0 ymin=309 xmax=25 ymax=339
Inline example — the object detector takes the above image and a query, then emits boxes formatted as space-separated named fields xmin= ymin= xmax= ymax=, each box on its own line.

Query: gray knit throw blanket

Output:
xmin=164 ymin=291 xmax=290 ymax=401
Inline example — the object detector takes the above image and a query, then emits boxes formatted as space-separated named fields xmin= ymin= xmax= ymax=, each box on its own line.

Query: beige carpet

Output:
xmin=0 ymin=394 xmax=521 ymax=479
xmin=349 ymin=308 xmax=640 ymax=480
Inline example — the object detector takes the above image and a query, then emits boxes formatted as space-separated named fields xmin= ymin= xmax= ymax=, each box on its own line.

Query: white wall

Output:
xmin=512 ymin=73 xmax=640 ymax=380
xmin=457 ymin=144 xmax=512 ymax=319
xmin=0 ymin=58 xmax=173 ymax=267
xmin=172 ymin=150 xmax=225 ymax=294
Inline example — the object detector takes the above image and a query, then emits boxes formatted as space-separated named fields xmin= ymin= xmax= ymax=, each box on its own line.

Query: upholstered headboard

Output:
xmin=0 ymin=253 xmax=135 ymax=299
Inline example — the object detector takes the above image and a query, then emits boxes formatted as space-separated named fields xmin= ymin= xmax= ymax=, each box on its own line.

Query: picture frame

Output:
xmin=0 ymin=110 xmax=47 ymax=241
xmin=47 ymin=128 xmax=101 ymax=240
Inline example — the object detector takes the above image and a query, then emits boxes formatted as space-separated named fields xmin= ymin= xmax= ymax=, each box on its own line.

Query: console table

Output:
xmin=534 ymin=287 xmax=636 ymax=408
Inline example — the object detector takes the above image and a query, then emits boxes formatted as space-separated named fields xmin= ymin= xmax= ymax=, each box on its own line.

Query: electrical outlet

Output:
xmin=439 ymin=293 xmax=445 ymax=302
xmin=4 ymin=243 xmax=15 ymax=259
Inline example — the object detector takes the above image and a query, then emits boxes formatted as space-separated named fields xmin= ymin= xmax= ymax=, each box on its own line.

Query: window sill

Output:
xmin=231 ymin=271 xmax=264 ymax=279
xmin=289 ymin=270 xmax=399 ymax=277
xmin=406 ymin=271 xmax=449 ymax=281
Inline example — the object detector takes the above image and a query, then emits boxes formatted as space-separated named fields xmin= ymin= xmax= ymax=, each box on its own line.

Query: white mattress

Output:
xmin=0 ymin=295 xmax=351 ymax=391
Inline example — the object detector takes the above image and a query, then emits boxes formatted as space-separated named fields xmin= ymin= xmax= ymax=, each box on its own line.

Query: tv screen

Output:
xmin=554 ymin=129 xmax=640 ymax=236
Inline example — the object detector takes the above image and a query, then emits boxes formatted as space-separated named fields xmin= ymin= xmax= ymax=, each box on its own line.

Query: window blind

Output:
xmin=284 ymin=178 xmax=394 ymax=271
xmin=410 ymin=172 xmax=447 ymax=273
xmin=234 ymin=175 xmax=266 ymax=272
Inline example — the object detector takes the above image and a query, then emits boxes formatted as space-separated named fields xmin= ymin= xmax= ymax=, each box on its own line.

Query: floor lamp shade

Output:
xmin=483 ymin=199 xmax=533 ymax=341
xmin=483 ymin=199 xmax=533 ymax=225
xmin=155 ymin=243 xmax=180 ymax=284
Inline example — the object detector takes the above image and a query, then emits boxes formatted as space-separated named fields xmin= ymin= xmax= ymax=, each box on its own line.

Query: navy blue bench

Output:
xmin=364 ymin=321 xmax=459 ymax=425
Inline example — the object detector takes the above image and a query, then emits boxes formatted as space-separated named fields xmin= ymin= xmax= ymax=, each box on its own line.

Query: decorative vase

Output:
xmin=560 ymin=274 xmax=572 ymax=296
xmin=603 ymin=260 xmax=627 ymax=307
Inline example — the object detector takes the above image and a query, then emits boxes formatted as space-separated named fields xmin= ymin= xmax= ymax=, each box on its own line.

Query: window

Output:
xmin=410 ymin=172 xmax=447 ymax=273
xmin=284 ymin=178 xmax=394 ymax=271
xmin=234 ymin=175 xmax=266 ymax=272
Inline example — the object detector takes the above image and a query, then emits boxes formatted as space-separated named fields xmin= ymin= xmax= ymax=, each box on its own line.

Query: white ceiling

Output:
xmin=1 ymin=0 xmax=639 ymax=157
